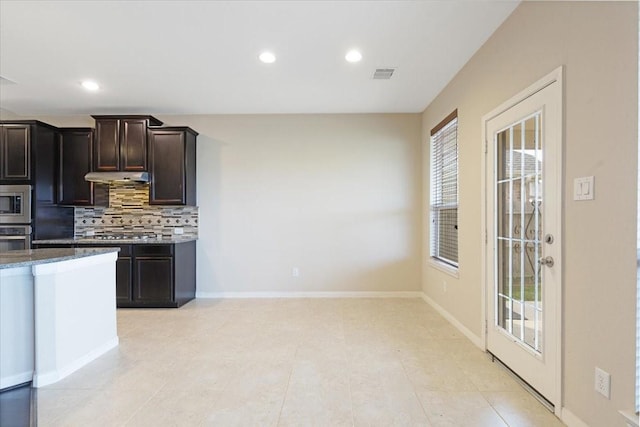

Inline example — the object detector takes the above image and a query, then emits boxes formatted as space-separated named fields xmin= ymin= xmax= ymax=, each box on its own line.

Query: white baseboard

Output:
xmin=33 ymin=337 xmax=119 ymax=388
xmin=561 ymin=407 xmax=590 ymax=427
xmin=195 ymin=291 xmax=424 ymax=299
xmin=0 ymin=371 xmax=33 ymax=390
xmin=420 ymin=293 xmax=484 ymax=349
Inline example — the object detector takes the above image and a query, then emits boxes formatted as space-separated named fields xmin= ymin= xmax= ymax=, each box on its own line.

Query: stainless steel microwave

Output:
xmin=0 ymin=185 xmax=32 ymax=224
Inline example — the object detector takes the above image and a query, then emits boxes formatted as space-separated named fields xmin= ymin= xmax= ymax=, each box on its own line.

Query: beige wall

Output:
xmin=177 ymin=114 xmax=423 ymax=295
xmin=422 ymin=2 xmax=637 ymax=425
xmin=19 ymin=113 xmax=423 ymax=295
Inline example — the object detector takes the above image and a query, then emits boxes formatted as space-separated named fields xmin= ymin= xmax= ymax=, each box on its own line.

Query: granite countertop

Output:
xmin=0 ymin=247 xmax=120 ymax=270
xmin=33 ymin=237 xmax=198 ymax=245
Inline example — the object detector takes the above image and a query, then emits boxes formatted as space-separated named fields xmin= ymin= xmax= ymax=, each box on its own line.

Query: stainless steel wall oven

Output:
xmin=0 ymin=225 xmax=31 ymax=251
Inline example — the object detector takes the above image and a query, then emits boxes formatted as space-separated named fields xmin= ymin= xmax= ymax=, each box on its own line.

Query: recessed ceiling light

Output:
xmin=81 ymin=80 xmax=100 ymax=91
xmin=258 ymin=51 xmax=276 ymax=64
xmin=345 ymin=50 xmax=362 ymax=63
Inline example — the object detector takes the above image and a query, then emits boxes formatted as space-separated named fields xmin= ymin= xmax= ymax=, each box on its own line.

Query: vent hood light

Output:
xmin=84 ymin=172 xmax=149 ymax=183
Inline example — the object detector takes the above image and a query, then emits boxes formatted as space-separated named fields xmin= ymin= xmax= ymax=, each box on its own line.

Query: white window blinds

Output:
xmin=430 ymin=110 xmax=459 ymax=267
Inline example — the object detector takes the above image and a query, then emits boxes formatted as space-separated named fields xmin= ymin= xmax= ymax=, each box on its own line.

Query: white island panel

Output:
xmin=32 ymin=252 xmax=119 ymax=388
xmin=0 ymin=267 xmax=34 ymax=389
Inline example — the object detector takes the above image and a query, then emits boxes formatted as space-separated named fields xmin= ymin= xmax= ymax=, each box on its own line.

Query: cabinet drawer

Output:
xmin=134 ymin=244 xmax=173 ymax=256
xmin=118 ymin=244 xmax=132 ymax=257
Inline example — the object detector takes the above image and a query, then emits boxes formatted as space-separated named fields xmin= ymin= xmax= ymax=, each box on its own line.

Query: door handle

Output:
xmin=538 ymin=256 xmax=554 ymax=267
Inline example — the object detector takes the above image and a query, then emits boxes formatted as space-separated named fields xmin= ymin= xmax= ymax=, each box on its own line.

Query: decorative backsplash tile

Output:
xmin=94 ymin=183 xmax=110 ymax=207
xmin=74 ymin=183 xmax=198 ymax=238
xmin=107 ymin=183 xmax=150 ymax=209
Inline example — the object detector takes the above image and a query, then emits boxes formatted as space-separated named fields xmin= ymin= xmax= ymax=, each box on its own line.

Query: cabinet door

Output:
xmin=1 ymin=125 xmax=30 ymax=180
xmin=134 ymin=257 xmax=173 ymax=302
xmin=116 ymin=256 xmax=132 ymax=304
xmin=94 ymin=119 xmax=119 ymax=171
xmin=120 ymin=119 xmax=147 ymax=171
xmin=59 ymin=130 xmax=94 ymax=205
xmin=148 ymin=130 xmax=185 ymax=204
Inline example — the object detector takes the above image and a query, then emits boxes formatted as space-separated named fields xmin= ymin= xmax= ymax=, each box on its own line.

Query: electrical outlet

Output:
xmin=292 ymin=267 xmax=300 ymax=277
xmin=594 ymin=367 xmax=610 ymax=399
xmin=173 ymin=227 xmax=184 ymax=235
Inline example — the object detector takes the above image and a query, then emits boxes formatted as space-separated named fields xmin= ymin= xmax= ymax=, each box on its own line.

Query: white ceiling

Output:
xmin=0 ymin=1 xmax=519 ymax=115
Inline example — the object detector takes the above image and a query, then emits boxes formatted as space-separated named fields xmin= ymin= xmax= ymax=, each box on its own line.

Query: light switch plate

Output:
xmin=574 ymin=176 xmax=594 ymax=201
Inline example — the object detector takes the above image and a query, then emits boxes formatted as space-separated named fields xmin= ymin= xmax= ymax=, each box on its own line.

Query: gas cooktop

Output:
xmin=85 ymin=234 xmax=158 ymax=241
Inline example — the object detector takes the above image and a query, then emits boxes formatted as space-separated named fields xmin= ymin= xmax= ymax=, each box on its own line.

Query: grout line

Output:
xmin=120 ymin=386 xmax=164 ymax=426
xmin=274 ymin=343 xmax=298 ymax=426
xmin=482 ymin=394 xmax=512 ymax=427
xmin=398 ymin=355 xmax=432 ymax=424
xmin=340 ymin=305 xmax=357 ymax=427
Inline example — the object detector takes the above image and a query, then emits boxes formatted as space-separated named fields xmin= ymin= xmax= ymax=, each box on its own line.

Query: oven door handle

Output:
xmin=0 ymin=236 xmax=29 ymax=240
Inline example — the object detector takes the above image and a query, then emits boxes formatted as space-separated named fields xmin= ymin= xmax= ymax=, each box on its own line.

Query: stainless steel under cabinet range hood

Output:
xmin=84 ymin=172 xmax=150 ymax=184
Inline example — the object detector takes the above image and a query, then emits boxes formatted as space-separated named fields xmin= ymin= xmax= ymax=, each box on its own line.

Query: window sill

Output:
xmin=429 ymin=259 xmax=459 ymax=278
xmin=620 ymin=410 xmax=639 ymax=427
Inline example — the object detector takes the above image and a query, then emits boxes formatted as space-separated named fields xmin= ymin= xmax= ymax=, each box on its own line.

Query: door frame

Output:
xmin=480 ymin=66 xmax=564 ymax=414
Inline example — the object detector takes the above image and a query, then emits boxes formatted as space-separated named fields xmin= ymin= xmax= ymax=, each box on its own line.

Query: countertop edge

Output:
xmin=33 ymin=237 xmax=198 ymax=245
xmin=0 ymin=248 xmax=120 ymax=270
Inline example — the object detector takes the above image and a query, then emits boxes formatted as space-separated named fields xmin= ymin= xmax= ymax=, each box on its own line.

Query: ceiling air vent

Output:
xmin=373 ymin=68 xmax=395 ymax=80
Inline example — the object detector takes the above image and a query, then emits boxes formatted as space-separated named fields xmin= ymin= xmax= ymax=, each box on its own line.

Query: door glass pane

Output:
xmin=496 ymin=129 xmax=510 ymax=181
xmin=495 ymin=112 xmax=543 ymax=353
xmin=497 ymin=295 xmax=510 ymax=333
xmin=497 ymin=239 xmax=513 ymax=313
xmin=497 ymin=183 xmax=510 ymax=238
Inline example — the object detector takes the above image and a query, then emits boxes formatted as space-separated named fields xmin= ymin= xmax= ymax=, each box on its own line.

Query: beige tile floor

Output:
xmin=37 ymin=298 xmax=565 ymax=426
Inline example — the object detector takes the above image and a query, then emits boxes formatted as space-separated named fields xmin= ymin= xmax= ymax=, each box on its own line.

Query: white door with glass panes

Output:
xmin=484 ymin=68 xmax=562 ymax=411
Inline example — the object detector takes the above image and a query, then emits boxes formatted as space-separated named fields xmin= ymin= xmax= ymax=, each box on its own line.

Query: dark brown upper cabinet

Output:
xmin=0 ymin=121 xmax=59 ymax=201
xmin=148 ymin=127 xmax=197 ymax=206
xmin=1 ymin=124 xmax=30 ymax=181
xmin=0 ymin=120 xmax=74 ymax=239
xmin=58 ymin=128 xmax=94 ymax=206
xmin=92 ymin=115 xmax=163 ymax=172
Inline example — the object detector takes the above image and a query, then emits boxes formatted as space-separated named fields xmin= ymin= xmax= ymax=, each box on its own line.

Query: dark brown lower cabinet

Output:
xmin=117 ymin=242 xmax=196 ymax=308
xmin=115 ymin=245 xmax=132 ymax=304
xmin=33 ymin=241 xmax=196 ymax=308
xmin=133 ymin=245 xmax=173 ymax=304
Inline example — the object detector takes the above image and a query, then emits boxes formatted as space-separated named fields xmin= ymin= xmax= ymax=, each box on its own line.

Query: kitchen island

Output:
xmin=34 ymin=238 xmax=197 ymax=308
xmin=0 ymin=248 xmax=119 ymax=390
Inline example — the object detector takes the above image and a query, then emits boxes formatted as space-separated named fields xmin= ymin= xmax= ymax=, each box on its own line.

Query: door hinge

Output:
xmin=484 ymin=139 xmax=488 ymax=154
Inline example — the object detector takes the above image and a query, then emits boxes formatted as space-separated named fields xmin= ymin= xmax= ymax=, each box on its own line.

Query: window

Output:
xmin=430 ymin=110 xmax=459 ymax=268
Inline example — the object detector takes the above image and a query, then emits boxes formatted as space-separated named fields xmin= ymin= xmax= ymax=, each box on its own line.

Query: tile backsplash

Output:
xmin=74 ymin=183 xmax=198 ymax=238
